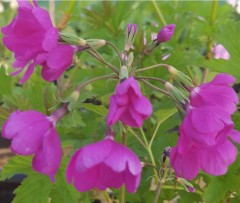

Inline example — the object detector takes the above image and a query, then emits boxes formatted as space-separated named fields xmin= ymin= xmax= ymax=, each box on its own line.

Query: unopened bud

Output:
xmin=155 ymin=24 xmax=176 ymax=45
xmin=177 ymin=178 xmax=195 ymax=193
xmin=167 ymin=66 xmax=193 ymax=87
xmin=165 ymin=82 xmax=189 ymax=110
xmin=60 ymin=33 xmax=86 ymax=46
xmin=86 ymin=39 xmax=106 ymax=48
xmin=125 ymin=24 xmax=137 ymax=51
xmin=119 ymin=66 xmax=129 ymax=80
xmin=127 ymin=52 xmax=134 ymax=68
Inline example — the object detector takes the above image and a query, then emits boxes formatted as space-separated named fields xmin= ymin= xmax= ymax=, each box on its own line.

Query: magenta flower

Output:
xmin=66 ymin=136 xmax=142 ymax=193
xmin=212 ymin=44 xmax=230 ymax=60
xmin=190 ymin=74 xmax=238 ymax=115
xmin=170 ymin=128 xmax=239 ymax=180
xmin=107 ymin=77 xmax=152 ymax=128
xmin=155 ymin=24 xmax=175 ymax=44
xmin=1 ymin=0 xmax=75 ymax=83
xmin=2 ymin=110 xmax=62 ymax=181
xmin=181 ymin=105 xmax=233 ymax=146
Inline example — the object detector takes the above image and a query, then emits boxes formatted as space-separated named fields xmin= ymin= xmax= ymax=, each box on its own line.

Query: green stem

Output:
xmin=127 ymin=127 xmax=147 ymax=149
xmin=149 ymin=121 xmax=162 ymax=149
xmin=161 ymin=185 xmax=203 ymax=195
xmin=151 ymin=0 xmax=167 ymax=26
xmin=135 ymin=76 xmax=167 ymax=84
xmin=76 ymin=74 xmax=117 ymax=91
xmin=140 ymin=128 xmax=158 ymax=183
xmin=106 ymin=41 xmax=122 ymax=66
xmin=66 ymin=0 xmax=76 ymax=14
xmin=210 ymin=0 xmax=218 ymax=25
xmin=139 ymin=79 xmax=170 ymax=96
xmin=153 ymin=181 xmax=163 ymax=203
xmin=87 ymin=45 xmax=120 ymax=74
xmin=132 ymin=63 xmax=170 ymax=74
xmin=119 ymin=186 xmax=125 ymax=203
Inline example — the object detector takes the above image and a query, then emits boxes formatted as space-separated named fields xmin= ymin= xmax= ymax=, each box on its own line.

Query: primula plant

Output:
xmin=1 ymin=0 xmax=240 ymax=203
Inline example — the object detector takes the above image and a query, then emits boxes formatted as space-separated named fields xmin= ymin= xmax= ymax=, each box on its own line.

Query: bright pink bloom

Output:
xmin=155 ymin=24 xmax=175 ymax=44
xmin=1 ymin=0 xmax=75 ymax=83
xmin=181 ymin=105 xmax=233 ymax=146
xmin=107 ymin=77 xmax=152 ymax=128
xmin=190 ymin=74 xmax=238 ymax=114
xmin=212 ymin=44 xmax=230 ymax=60
xmin=66 ymin=136 xmax=142 ymax=193
xmin=2 ymin=110 xmax=62 ymax=181
xmin=170 ymin=128 xmax=239 ymax=180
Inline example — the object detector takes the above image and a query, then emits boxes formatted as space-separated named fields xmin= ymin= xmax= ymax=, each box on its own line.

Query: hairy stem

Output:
xmin=76 ymin=74 xmax=117 ymax=91
xmin=132 ymin=63 xmax=170 ymax=75
xmin=139 ymin=79 xmax=170 ymax=96
xmin=106 ymin=41 xmax=122 ymax=66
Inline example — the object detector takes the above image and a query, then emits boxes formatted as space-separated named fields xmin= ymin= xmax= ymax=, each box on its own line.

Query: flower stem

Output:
xmin=151 ymin=0 xmax=167 ymax=26
xmin=87 ymin=45 xmax=119 ymax=74
xmin=140 ymin=128 xmax=158 ymax=183
xmin=132 ymin=63 xmax=170 ymax=74
xmin=139 ymin=79 xmax=170 ymax=96
xmin=135 ymin=76 xmax=167 ymax=84
xmin=153 ymin=181 xmax=163 ymax=203
xmin=106 ymin=41 xmax=122 ymax=66
xmin=75 ymin=74 xmax=117 ymax=92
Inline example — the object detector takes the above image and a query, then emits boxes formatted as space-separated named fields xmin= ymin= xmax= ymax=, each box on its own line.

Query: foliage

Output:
xmin=1 ymin=0 xmax=240 ymax=203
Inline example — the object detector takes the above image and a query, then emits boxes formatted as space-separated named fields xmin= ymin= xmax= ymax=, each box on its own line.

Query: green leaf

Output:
xmin=154 ymin=108 xmax=178 ymax=124
xmin=50 ymin=158 xmax=80 ymax=203
xmin=13 ymin=173 xmax=53 ymax=203
xmin=0 ymin=156 xmax=33 ymax=181
xmin=0 ymin=67 xmax=11 ymax=96
xmin=80 ymin=103 xmax=108 ymax=117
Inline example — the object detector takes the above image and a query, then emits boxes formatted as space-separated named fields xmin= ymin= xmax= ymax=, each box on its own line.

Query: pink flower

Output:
xmin=212 ymin=44 xmax=230 ymax=60
xmin=181 ymin=105 xmax=233 ymax=146
xmin=155 ymin=24 xmax=175 ymax=45
xmin=190 ymin=74 xmax=238 ymax=115
xmin=1 ymin=0 xmax=75 ymax=83
xmin=170 ymin=128 xmax=239 ymax=180
xmin=170 ymin=73 xmax=239 ymax=180
xmin=66 ymin=136 xmax=142 ymax=193
xmin=2 ymin=110 xmax=62 ymax=181
xmin=107 ymin=77 xmax=152 ymax=128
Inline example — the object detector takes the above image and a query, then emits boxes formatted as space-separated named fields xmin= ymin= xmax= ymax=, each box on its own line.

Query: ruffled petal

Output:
xmin=32 ymin=128 xmax=62 ymax=181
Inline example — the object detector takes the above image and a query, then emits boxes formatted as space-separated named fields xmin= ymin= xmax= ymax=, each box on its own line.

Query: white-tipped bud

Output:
xmin=60 ymin=33 xmax=86 ymax=46
xmin=86 ymin=39 xmax=106 ymax=48
xmin=119 ymin=66 xmax=129 ymax=80
xmin=127 ymin=52 xmax=134 ymax=68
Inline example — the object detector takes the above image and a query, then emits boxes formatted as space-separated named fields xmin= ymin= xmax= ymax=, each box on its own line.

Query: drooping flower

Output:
xmin=212 ymin=44 xmax=230 ymax=60
xmin=190 ymin=74 xmax=238 ymax=115
xmin=107 ymin=76 xmax=152 ymax=128
xmin=181 ymin=105 xmax=233 ymax=146
xmin=155 ymin=24 xmax=176 ymax=45
xmin=1 ymin=0 xmax=76 ymax=83
xmin=2 ymin=110 xmax=63 ymax=181
xmin=170 ymin=73 xmax=239 ymax=180
xmin=66 ymin=136 xmax=142 ymax=193
xmin=170 ymin=128 xmax=239 ymax=180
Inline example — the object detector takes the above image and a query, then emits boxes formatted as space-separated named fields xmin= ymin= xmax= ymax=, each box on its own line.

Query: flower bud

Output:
xmin=167 ymin=66 xmax=193 ymax=87
xmin=60 ymin=32 xmax=86 ymax=46
xmin=86 ymin=39 xmax=106 ymax=48
xmin=125 ymin=24 xmax=137 ymax=51
xmin=165 ymin=82 xmax=189 ymax=110
xmin=155 ymin=24 xmax=176 ymax=45
xmin=119 ymin=66 xmax=129 ymax=80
